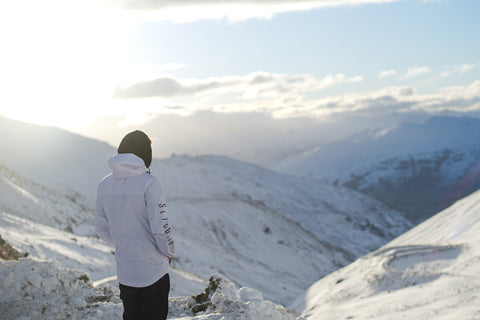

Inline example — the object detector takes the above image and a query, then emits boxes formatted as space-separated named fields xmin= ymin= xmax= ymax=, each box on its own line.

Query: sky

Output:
xmin=0 ymin=0 xmax=479 ymax=165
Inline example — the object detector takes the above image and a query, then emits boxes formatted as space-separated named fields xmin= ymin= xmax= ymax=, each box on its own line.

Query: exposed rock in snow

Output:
xmin=0 ymin=235 xmax=24 ymax=261
xmin=160 ymin=273 xmax=299 ymax=320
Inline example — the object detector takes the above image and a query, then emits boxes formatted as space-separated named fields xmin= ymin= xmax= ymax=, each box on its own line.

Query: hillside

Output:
xmin=276 ymin=116 xmax=480 ymax=221
xmin=297 ymin=188 xmax=480 ymax=319
xmin=0 ymin=164 xmax=93 ymax=235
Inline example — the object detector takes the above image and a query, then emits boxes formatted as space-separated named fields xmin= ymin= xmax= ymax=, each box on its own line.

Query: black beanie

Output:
xmin=118 ymin=130 xmax=152 ymax=168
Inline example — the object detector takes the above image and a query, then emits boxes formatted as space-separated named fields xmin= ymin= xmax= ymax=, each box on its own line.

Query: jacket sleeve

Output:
xmin=145 ymin=178 xmax=176 ymax=258
xmin=95 ymin=195 xmax=114 ymax=246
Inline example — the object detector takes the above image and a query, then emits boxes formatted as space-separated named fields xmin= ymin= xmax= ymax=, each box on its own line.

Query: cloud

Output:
xmin=378 ymin=69 xmax=397 ymax=79
xmin=440 ymin=63 xmax=479 ymax=78
xmin=106 ymin=0 xmax=401 ymax=22
xmin=113 ymin=77 xmax=227 ymax=98
xmin=112 ymin=71 xmax=363 ymax=100
xmin=403 ymin=65 xmax=432 ymax=78
xmin=284 ymin=80 xmax=480 ymax=119
xmin=110 ymin=67 xmax=480 ymax=129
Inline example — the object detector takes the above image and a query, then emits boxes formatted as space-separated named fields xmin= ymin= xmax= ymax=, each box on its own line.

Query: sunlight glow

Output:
xmin=0 ymin=0 xmax=133 ymax=128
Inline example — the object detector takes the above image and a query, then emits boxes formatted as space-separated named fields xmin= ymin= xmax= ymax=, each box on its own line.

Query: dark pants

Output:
xmin=119 ymin=274 xmax=170 ymax=320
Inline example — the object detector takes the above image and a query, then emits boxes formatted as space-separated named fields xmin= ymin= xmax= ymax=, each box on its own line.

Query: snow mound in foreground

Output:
xmin=170 ymin=273 xmax=298 ymax=319
xmin=0 ymin=258 xmax=121 ymax=320
xmin=0 ymin=258 xmax=298 ymax=320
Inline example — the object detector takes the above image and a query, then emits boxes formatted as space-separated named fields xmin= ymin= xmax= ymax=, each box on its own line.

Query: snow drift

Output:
xmin=0 ymin=258 xmax=298 ymax=320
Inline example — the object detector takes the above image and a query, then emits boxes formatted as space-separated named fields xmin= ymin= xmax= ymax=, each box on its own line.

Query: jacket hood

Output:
xmin=108 ymin=153 xmax=148 ymax=179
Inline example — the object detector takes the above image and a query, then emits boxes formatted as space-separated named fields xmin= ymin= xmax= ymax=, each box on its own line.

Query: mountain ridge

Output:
xmin=276 ymin=116 xmax=480 ymax=221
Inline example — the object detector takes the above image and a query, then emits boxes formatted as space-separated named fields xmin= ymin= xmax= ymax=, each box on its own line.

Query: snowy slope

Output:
xmin=148 ymin=155 xmax=413 ymax=306
xmin=0 ymin=117 xmax=413 ymax=306
xmin=0 ymin=164 xmax=94 ymax=235
xmin=156 ymin=155 xmax=412 ymax=260
xmin=276 ymin=116 xmax=480 ymax=221
xmin=298 ymin=188 xmax=480 ymax=320
xmin=0 ymin=211 xmax=115 ymax=282
xmin=0 ymin=258 xmax=298 ymax=320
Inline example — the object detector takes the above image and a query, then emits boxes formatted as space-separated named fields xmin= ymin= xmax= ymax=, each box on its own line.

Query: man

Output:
xmin=95 ymin=130 xmax=175 ymax=320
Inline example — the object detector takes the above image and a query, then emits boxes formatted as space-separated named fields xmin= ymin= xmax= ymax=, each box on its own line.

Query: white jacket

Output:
xmin=95 ymin=153 xmax=175 ymax=287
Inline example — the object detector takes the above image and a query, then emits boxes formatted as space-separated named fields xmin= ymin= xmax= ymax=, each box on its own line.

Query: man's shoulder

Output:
xmin=142 ymin=172 xmax=161 ymax=188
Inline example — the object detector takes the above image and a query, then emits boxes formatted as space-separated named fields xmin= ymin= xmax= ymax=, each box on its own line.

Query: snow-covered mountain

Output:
xmin=276 ymin=116 xmax=480 ymax=222
xmin=297 ymin=185 xmax=480 ymax=320
xmin=0 ymin=116 xmax=413 ymax=309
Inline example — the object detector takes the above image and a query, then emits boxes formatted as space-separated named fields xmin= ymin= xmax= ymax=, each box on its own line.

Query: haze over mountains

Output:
xmin=276 ymin=116 xmax=480 ymax=222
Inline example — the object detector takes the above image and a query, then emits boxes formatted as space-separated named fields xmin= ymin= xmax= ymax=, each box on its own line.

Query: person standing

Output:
xmin=95 ymin=130 xmax=175 ymax=320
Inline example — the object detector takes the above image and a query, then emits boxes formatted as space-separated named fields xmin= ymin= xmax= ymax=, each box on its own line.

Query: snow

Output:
xmin=298 ymin=188 xmax=480 ymax=320
xmin=4 ymin=180 xmax=479 ymax=320
xmin=0 ymin=211 xmax=115 ymax=282
xmin=0 ymin=258 xmax=298 ymax=320
xmin=0 ymin=258 xmax=121 ymax=320
xmin=0 ymin=165 xmax=94 ymax=236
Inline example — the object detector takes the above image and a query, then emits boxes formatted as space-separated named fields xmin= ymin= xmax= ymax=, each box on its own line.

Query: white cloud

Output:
xmin=110 ymin=66 xmax=480 ymax=127
xmin=378 ymin=69 xmax=397 ymax=79
xmin=113 ymin=71 xmax=363 ymax=100
xmin=106 ymin=0 xmax=401 ymax=22
xmin=441 ymin=63 xmax=479 ymax=78
xmin=403 ymin=65 xmax=432 ymax=78
xmin=289 ymin=80 xmax=480 ymax=118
